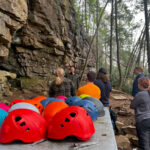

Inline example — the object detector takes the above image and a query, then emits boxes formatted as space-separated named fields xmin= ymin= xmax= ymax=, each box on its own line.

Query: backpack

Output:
xmin=109 ymin=106 xmax=118 ymax=134
xmin=109 ymin=106 xmax=117 ymax=122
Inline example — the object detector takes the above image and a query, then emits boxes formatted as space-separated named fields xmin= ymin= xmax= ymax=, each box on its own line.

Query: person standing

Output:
xmin=76 ymin=71 xmax=101 ymax=99
xmin=66 ymin=66 xmax=79 ymax=92
xmin=94 ymin=68 xmax=112 ymax=107
xmin=132 ymin=67 xmax=145 ymax=97
xmin=130 ymin=77 xmax=150 ymax=150
xmin=49 ymin=68 xmax=75 ymax=97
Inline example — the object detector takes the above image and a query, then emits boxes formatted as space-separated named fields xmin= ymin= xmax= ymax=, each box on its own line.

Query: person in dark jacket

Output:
xmin=66 ymin=66 xmax=79 ymax=92
xmin=130 ymin=77 xmax=150 ymax=150
xmin=132 ymin=67 xmax=145 ymax=97
xmin=49 ymin=68 xmax=75 ymax=97
xmin=94 ymin=68 xmax=112 ymax=107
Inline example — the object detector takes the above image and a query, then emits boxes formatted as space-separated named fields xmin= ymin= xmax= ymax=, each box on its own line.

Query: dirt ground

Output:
xmin=110 ymin=91 xmax=135 ymax=126
xmin=0 ymin=88 xmax=43 ymax=104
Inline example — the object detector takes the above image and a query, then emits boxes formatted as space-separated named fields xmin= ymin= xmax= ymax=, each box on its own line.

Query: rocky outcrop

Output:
xmin=0 ymin=70 xmax=16 ymax=96
xmin=0 ymin=0 xmax=95 ymax=94
xmin=0 ymin=0 xmax=28 ymax=56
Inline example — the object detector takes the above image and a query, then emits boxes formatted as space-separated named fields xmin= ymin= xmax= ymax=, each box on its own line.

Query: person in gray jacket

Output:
xmin=130 ymin=77 xmax=150 ymax=150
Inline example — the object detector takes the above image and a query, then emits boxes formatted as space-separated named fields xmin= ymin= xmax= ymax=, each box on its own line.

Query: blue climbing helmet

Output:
xmin=65 ymin=96 xmax=81 ymax=106
xmin=73 ymin=100 xmax=98 ymax=121
xmin=0 ymin=108 xmax=8 ymax=127
xmin=40 ymin=98 xmax=64 ymax=108
xmin=83 ymin=97 xmax=105 ymax=117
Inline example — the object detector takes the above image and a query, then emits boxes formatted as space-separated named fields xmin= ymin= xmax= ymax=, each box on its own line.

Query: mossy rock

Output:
xmin=19 ymin=77 xmax=48 ymax=92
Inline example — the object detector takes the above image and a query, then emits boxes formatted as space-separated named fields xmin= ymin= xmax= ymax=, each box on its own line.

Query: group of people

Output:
xmin=49 ymin=66 xmax=112 ymax=107
xmin=49 ymin=65 xmax=150 ymax=150
xmin=130 ymin=67 xmax=150 ymax=150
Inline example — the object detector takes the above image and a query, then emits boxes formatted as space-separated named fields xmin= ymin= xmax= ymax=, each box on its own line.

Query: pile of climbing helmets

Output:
xmin=0 ymin=95 xmax=105 ymax=143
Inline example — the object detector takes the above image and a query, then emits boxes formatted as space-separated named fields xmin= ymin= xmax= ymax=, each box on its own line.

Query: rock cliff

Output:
xmin=0 ymin=0 xmax=95 ymax=95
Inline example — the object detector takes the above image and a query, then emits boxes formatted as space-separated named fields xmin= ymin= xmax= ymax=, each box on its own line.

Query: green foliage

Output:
xmin=73 ymin=0 xmax=145 ymax=93
xmin=110 ymin=67 xmax=133 ymax=94
xmin=121 ymin=78 xmax=133 ymax=94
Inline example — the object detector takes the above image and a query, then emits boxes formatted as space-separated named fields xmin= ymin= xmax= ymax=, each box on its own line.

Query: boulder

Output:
xmin=122 ymin=125 xmax=137 ymax=136
xmin=116 ymin=121 xmax=124 ymax=134
xmin=118 ymin=107 xmax=132 ymax=116
xmin=125 ymin=134 xmax=139 ymax=147
xmin=116 ymin=135 xmax=132 ymax=150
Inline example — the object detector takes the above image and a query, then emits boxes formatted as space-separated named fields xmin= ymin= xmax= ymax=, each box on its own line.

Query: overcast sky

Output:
xmin=106 ymin=2 xmax=145 ymax=42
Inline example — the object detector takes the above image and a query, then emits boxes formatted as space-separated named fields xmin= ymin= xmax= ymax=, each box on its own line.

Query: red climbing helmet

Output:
xmin=9 ymin=99 xmax=25 ymax=107
xmin=47 ymin=106 xmax=95 ymax=141
xmin=0 ymin=109 xmax=47 ymax=143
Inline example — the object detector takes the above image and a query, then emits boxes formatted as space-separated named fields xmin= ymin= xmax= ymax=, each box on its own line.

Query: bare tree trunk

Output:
xmin=115 ymin=0 xmax=122 ymax=89
xmin=79 ymin=0 xmax=109 ymax=83
xmin=105 ymin=42 xmax=107 ymax=69
xmin=143 ymin=40 xmax=146 ymax=68
xmin=136 ymin=34 xmax=145 ymax=66
xmin=109 ymin=0 xmax=114 ymax=79
xmin=144 ymin=0 xmax=150 ymax=77
xmin=85 ymin=0 xmax=88 ymax=34
xmin=123 ymin=26 xmax=145 ymax=84
xmin=96 ymin=0 xmax=99 ymax=71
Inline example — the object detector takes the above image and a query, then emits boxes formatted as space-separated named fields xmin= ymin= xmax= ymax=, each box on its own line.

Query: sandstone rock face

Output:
xmin=0 ymin=0 xmax=95 ymax=94
xmin=0 ymin=0 xmax=28 ymax=22
xmin=0 ymin=0 xmax=28 ymax=56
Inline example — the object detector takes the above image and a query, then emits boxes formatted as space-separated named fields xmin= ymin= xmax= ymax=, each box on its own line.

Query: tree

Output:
xmin=109 ymin=0 xmax=114 ymax=78
xmin=96 ymin=0 xmax=99 ymax=71
xmin=115 ymin=0 xmax=122 ymax=89
xmin=79 ymin=0 xmax=109 ymax=83
xmin=143 ymin=0 xmax=150 ymax=77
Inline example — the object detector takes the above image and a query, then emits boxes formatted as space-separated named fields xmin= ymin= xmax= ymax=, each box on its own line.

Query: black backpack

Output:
xmin=109 ymin=106 xmax=117 ymax=122
xmin=109 ymin=106 xmax=118 ymax=134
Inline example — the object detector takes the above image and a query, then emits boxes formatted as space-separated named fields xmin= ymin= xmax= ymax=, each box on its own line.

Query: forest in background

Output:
xmin=73 ymin=0 xmax=150 ymax=94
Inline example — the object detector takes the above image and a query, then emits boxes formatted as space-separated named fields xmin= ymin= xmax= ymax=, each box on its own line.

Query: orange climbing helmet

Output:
xmin=43 ymin=101 xmax=68 ymax=122
xmin=47 ymin=106 xmax=95 ymax=141
xmin=31 ymin=96 xmax=47 ymax=102
xmin=25 ymin=99 xmax=44 ymax=114
xmin=0 ymin=109 xmax=47 ymax=143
